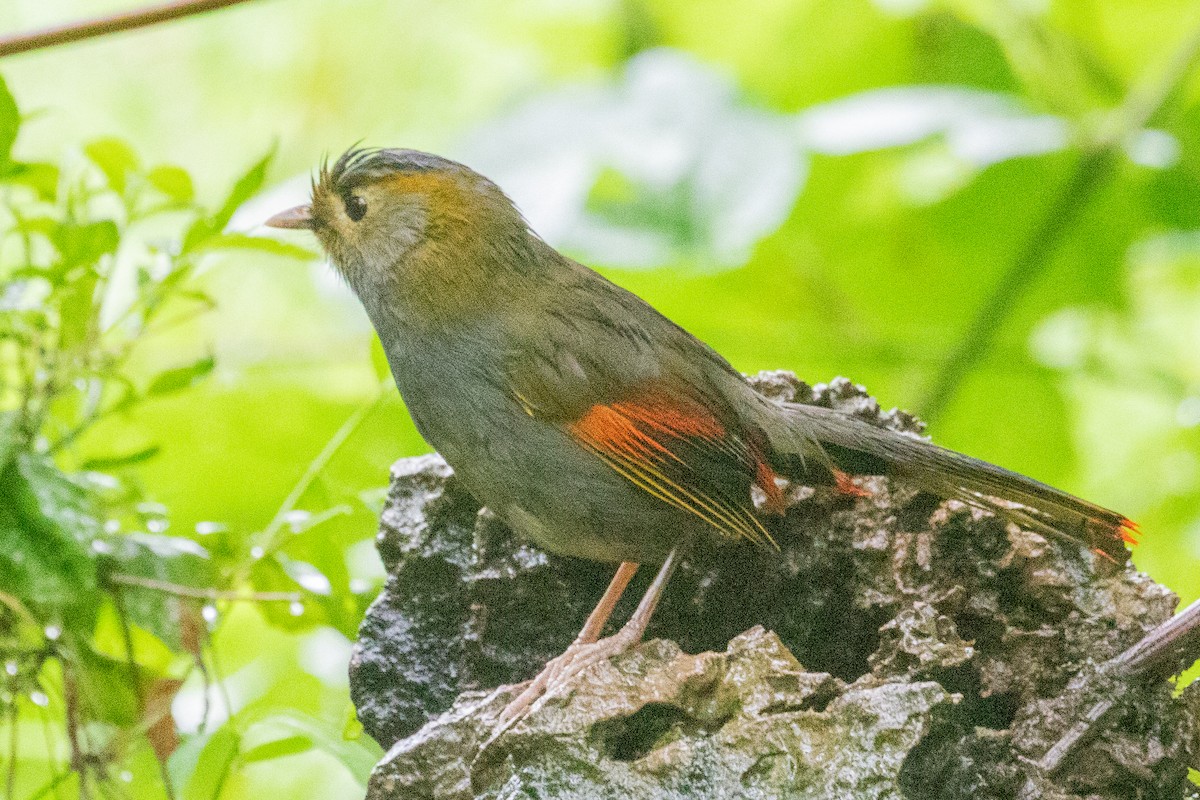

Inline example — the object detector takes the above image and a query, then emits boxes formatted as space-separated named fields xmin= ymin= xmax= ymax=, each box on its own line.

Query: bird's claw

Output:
xmin=472 ymin=632 xmax=638 ymax=771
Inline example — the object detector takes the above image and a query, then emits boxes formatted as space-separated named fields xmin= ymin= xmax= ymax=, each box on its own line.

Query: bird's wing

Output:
xmin=503 ymin=265 xmax=784 ymax=548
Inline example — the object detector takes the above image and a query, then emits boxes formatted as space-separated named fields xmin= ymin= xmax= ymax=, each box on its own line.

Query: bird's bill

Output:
xmin=265 ymin=205 xmax=315 ymax=230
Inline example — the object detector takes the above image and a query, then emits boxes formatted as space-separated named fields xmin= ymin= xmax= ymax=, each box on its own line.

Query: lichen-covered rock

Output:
xmin=349 ymin=373 xmax=1199 ymax=799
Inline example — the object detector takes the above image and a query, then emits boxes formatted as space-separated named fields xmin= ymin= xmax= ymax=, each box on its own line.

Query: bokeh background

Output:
xmin=2 ymin=0 xmax=1199 ymax=796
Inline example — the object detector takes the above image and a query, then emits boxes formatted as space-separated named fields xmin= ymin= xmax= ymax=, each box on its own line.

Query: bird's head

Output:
xmin=266 ymin=148 xmax=535 ymax=320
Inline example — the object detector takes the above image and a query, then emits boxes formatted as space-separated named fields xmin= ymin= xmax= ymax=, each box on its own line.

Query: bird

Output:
xmin=266 ymin=147 xmax=1137 ymax=737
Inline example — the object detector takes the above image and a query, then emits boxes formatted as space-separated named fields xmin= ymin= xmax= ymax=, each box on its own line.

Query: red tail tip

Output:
xmin=1118 ymin=518 xmax=1141 ymax=546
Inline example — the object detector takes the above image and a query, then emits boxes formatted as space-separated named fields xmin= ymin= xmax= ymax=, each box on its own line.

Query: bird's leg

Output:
xmin=493 ymin=561 xmax=638 ymax=728
xmin=575 ymin=561 xmax=640 ymax=646
xmin=494 ymin=548 xmax=681 ymax=730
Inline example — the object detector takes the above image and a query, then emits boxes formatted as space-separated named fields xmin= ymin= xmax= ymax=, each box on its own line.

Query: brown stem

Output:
xmin=112 ymin=590 xmax=143 ymax=712
xmin=0 ymin=0 xmax=262 ymax=59
xmin=106 ymin=573 xmax=302 ymax=602
xmin=63 ymin=667 xmax=89 ymax=800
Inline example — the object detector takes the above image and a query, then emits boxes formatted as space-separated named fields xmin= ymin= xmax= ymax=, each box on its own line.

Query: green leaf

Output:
xmin=57 ymin=267 xmax=100 ymax=350
xmin=192 ymin=232 xmax=316 ymax=260
xmin=81 ymin=445 xmax=162 ymax=471
xmin=53 ymin=220 xmax=120 ymax=270
xmin=148 ymin=165 xmax=195 ymax=203
xmin=0 ymin=75 xmax=18 ymax=167
xmin=106 ymin=532 xmax=214 ymax=649
xmin=0 ymin=411 xmax=19 ymax=473
xmin=239 ymin=709 xmax=377 ymax=780
xmin=3 ymin=161 xmax=58 ymax=199
xmin=237 ymin=734 xmax=313 ymax=764
xmin=276 ymin=554 xmax=332 ymax=595
xmin=0 ymin=454 xmax=100 ymax=613
xmin=183 ymin=148 xmax=276 ymax=253
xmin=176 ymin=725 xmax=240 ymax=800
xmin=73 ymin=639 xmax=143 ymax=725
xmin=84 ymin=138 xmax=139 ymax=194
xmin=214 ymin=146 xmax=275 ymax=230
xmin=147 ymin=356 xmax=215 ymax=395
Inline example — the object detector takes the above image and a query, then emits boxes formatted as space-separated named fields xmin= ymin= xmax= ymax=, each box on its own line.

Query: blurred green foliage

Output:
xmin=1 ymin=0 xmax=1200 ymax=797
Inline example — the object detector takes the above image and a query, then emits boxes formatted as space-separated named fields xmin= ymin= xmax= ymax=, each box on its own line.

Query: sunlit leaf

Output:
xmin=56 ymin=267 xmax=99 ymax=350
xmin=238 ymin=734 xmax=314 ymax=764
xmin=0 ymin=75 xmax=18 ymax=167
xmin=216 ymin=147 xmax=276 ymax=230
xmin=239 ymin=709 xmax=377 ymax=780
xmin=81 ymin=445 xmax=162 ymax=471
xmin=53 ymin=220 xmax=120 ymax=270
xmin=276 ymin=554 xmax=332 ymax=596
xmin=84 ymin=137 xmax=140 ymax=194
xmin=181 ymin=148 xmax=276 ymax=252
xmin=147 ymin=356 xmax=216 ymax=395
xmin=148 ymin=165 xmax=195 ymax=203
xmin=3 ymin=161 xmax=59 ymax=199
xmin=177 ymin=725 xmax=241 ymax=800
xmin=193 ymin=232 xmax=316 ymax=260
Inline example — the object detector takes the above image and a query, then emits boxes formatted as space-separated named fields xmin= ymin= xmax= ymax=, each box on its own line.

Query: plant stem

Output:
xmin=0 ymin=0 xmax=262 ymax=59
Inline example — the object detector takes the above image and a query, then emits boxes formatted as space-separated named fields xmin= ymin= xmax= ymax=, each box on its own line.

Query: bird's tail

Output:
xmin=761 ymin=400 xmax=1138 ymax=560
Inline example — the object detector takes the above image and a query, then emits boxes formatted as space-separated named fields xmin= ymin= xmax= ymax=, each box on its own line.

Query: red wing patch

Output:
xmin=568 ymin=391 xmax=780 ymax=549
xmin=832 ymin=468 xmax=872 ymax=499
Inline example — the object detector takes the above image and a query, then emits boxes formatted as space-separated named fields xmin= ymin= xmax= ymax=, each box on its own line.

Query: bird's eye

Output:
xmin=344 ymin=194 xmax=367 ymax=222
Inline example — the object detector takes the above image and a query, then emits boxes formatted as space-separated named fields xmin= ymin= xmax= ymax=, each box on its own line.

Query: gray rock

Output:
xmin=349 ymin=373 xmax=1199 ymax=799
xmin=368 ymin=628 xmax=952 ymax=800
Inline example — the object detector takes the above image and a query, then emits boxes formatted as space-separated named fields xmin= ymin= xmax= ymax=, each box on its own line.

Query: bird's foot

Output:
xmin=475 ymin=627 xmax=641 ymax=762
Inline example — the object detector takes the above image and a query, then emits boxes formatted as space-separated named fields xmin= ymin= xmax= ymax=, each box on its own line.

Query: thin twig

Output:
xmin=0 ymin=0 xmax=262 ymax=59
xmin=1035 ymin=596 xmax=1200 ymax=776
xmin=111 ymin=591 xmax=142 ymax=711
xmin=62 ymin=668 xmax=87 ymax=800
xmin=106 ymin=573 xmax=301 ymax=602
xmin=918 ymin=24 xmax=1200 ymax=422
